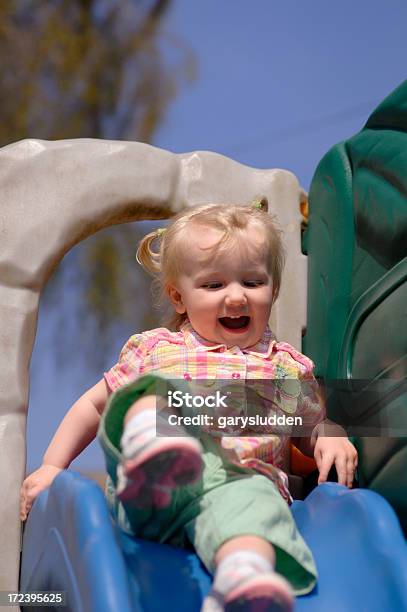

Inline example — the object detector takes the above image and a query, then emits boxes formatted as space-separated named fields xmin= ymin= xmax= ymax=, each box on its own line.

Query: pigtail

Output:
xmin=251 ymin=195 xmax=285 ymax=303
xmin=136 ymin=229 xmax=165 ymax=275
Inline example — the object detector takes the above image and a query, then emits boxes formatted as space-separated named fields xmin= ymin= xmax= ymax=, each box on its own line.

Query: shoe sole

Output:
xmin=117 ymin=437 xmax=202 ymax=508
xmin=224 ymin=574 xmax=294 ymax=612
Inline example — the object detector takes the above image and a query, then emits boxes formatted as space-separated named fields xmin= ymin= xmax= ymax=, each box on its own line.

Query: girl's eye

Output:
xmin=244 ymin=281 xmax=264 ymax=287
xmin=202 ymin=283 xmax=222 ymax=289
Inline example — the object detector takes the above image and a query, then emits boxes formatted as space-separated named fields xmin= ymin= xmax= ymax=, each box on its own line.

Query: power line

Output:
xmin=225 ymin=99 xmax=379 ymax=157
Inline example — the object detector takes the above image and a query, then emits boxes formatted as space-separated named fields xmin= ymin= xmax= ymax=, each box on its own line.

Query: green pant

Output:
xmin=98 ymin=375 xmax=318 ymax=595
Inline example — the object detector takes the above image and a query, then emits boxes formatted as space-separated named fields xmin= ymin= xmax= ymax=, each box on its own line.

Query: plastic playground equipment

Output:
xmin=1 ymin=81 xmax=406 ymax=611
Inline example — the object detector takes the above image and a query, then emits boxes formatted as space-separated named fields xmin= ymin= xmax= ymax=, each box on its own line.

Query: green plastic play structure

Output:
xmin=303 ymin=79 xmax=407 ymax=532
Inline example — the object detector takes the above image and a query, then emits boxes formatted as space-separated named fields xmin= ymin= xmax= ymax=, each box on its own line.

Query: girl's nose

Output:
xmin=225 ymin=286 xmax=247 ymax=307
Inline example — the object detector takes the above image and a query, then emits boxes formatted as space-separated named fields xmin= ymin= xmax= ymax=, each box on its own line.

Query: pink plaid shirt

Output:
xmin=105 ymin=320 xmax=324 ymax=502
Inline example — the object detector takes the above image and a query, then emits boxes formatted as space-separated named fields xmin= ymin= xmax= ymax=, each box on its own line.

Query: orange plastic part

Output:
xmin=290 ymin=443 xmax=317 ymax=477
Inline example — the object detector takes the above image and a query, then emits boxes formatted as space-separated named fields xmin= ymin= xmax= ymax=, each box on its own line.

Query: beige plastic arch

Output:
xmin=0 ymin=138 xmax=307 ymax=595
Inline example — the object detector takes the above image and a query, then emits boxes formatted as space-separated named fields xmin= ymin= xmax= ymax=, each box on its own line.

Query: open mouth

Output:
xmin=218 ymin=316 xmax=250 ymax=331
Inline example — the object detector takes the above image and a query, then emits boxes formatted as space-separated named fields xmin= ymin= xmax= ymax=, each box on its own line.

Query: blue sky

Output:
xmin=156 ymin=0 xmax=407 ymax=186
xmin=27 ymin=0 xmax=407 ymax=471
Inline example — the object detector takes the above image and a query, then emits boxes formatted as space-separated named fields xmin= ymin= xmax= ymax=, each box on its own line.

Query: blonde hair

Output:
xmin=137 ymin=198 xmax=285 ymax=330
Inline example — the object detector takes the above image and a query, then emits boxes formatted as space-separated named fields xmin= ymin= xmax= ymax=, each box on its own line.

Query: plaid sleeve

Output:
xmin=274 ymin=342 xmax=325 ymax=434
xmin=297 ymin=370 xmax=326 ymax=434
xmin=104 ymin=333 xmax=145 ymax=392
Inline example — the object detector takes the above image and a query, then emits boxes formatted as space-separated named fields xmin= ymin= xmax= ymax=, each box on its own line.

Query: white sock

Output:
xmin=120 ymin=410 xmax=156 ymax=457
xmin=201 ymin=551 xmax=274 ymax=612
xmin=213 ymin=550 xmax=273 ymax=596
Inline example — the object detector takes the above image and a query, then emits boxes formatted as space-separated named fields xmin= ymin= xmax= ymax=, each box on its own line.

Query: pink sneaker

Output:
xmin=117 ymin=433 xmax=202 ymax=509
xmin=223 ymin=572 xmax=294 ymax=612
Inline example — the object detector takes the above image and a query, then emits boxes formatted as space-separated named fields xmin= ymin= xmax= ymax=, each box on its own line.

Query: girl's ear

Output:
xmin=166 ymin=283 xmax=186 ymax=314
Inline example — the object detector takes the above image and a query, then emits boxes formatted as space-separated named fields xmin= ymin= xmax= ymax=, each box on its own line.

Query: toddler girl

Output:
xmin=21 ymin=200 xmax=357 ymax=612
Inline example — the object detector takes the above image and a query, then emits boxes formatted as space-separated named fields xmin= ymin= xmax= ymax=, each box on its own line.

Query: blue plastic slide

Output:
xmin=20 ymin=471 xmax=407 ymax=611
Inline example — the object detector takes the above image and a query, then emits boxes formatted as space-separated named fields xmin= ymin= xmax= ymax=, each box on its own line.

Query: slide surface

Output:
xmin=20 ymin=472 xmax=407 ymax=611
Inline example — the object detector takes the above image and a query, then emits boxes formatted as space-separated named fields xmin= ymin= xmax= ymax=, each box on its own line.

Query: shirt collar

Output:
xmin=180 ymin=319 xmax=276 ymax=359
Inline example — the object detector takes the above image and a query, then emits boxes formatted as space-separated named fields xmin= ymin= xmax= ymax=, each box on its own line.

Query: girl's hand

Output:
xmin=20 ymin=464 xmax=62 ymax=521
xmin=314 ymin=436 xmax=358 ymax=488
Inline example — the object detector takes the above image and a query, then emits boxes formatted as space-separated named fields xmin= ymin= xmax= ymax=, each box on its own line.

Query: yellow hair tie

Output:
xmin=251 ymin=196 xmax=268 ymax=211
xmin=156 ymin=228 xmax=166 ymax=237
